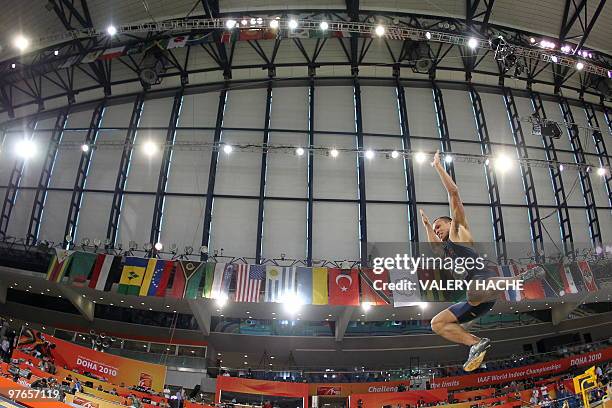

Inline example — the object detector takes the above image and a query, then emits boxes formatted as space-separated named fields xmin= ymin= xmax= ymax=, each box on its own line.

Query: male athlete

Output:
xmin=420 ymin=150 xmax=541 ymax=371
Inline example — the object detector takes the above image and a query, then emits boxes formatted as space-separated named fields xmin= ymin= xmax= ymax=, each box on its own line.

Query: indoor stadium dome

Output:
xmin=0 ymin=1 xmax=611 ymax=408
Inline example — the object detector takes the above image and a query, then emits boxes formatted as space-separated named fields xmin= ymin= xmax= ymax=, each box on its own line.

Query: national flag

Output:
xmin=46 ymin=249 xmax=74 ymax=283
xmin=238 ymin=30 xmax=266 ymax=41
xmin=140 ymin=260 xmax=173 ymax=297
xmin=265 ymin=266 xmax=296 ymax=303
xmin=81 ymin=50 xmax=102 ymax=64
xmin=496 ymin=264 xmax=522 ymax=301
xmin=418 ymin=268 xmax=446 ymax=302
xmin=202 ymin=262 xmax=217 ymax=298
xmin=542 ymin=263 xmax=576 ymax=296
xmin=559 ymin=263 xmax=579 ymax=294
xmin=523 ymin=264 xmax=548 ymax=299
xmin=220 ymin=31 xmax=238 ymax=43
xmin=59 ymin=55 xmax=82 ymax=69
xmin=577 ymin=261 xmax=598 ymax=292
xmin=287 ymin=29 xmax=309 ymax=38
xmin=98 ymin=46 xmax=125 ymax=60
xmin=89 ymin=254 xmax=116 ymax=291
xmin=389 ymin=268 xmax=420 ymax=307
xmin=138 ymin=259 xmax=158 ymax=296
xmin=328 ymin=269 xmax=360 ymax=306
xmin=67 ymin=251 xmax=97 ymax=285
xmin=295 ymin=267 xmax=313 ymax=304
xmin=312 ymin=267 xmax=328 ymax=305
xmin=178 ymin=261 xmax=207 ymax=299
xmin=165 ymin=36 xmax=189 ymax=49
xmin=332 ymin=30 xmax=351 ymax=38
xmin=235 ymin=264 xmax=264 ymax=303
xmin=210 ymin=263 xmax=234 ymax=299
xmin=117 ymin=257 xmax=148 ymax=295
xmin=360 ymin=268 xmax=392 ymax=306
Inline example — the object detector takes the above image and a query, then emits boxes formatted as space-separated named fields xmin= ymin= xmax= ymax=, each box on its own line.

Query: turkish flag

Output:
xmin=328 ymin=268 xmax=360 ymax=306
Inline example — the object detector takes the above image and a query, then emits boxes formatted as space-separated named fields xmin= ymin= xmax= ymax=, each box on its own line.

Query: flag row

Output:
xmin=46 ymin=249 xmax=608 ymax=306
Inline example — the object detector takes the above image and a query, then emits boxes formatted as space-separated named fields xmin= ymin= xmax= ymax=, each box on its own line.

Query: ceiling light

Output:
xmin=320 ymin=21 xmax=329 ymax=30
xmin=107 ymin=25 xmax=117 ymax=36
xmin=444 ymin=154 xmax=453 ymax=163
xmin=576 ymin=61 xmax=584 ymax=70
xmin=365 ymin=150 xmax=374 ymax=159
xmin=269 ymin=20 xmax=279 ymax=29
xmin=288 ymin=19 xmax=298 ymax=29
xmin=13 ymin=35 xmax=30 ymax=51
xmin=597 ymin=167 xmax=607 ymax=176
xmin=81 ymin=144 xmax=90 ymax=152
xmin=467 ymin=38 xmax=478 ymax=49
xmin=216 ymin=293 xmax=228 ymax=308
xmin=15 ymin=139 xmax=36 ymax=159
xmin=226 ymin=19 xmax=237 ymax=29
xmin=425 ymin=32 xmax=432 ymax=40
xmin=391 ymin=150 xmax=399 ymax=159
xmin=143 ymin=141 xmax=157 ymax=156
xmin=330 ymin=148 xmax=339 ymax=158
xmin=154 ymin=242 xmax=163 ymax=251
xmin=494 ymin=154 xmax=513 ymax=172
xmin=415 ymin=151 xmax=427 ymax=163
xmin=223 ymin=144 xmax=233 ymax=154
xmin=296 ymin=147 xmax=305 ymax=156
xmin=375 ymin=25 xmax=385 ymax=37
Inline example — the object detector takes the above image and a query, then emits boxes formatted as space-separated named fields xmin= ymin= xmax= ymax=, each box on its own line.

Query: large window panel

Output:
xmin=74 ymin=192 xmax=114 ymax=243
xmin=500 ymin=207 xmax=532 ymax=243
xmin=49 ymin=131 xmax=86 ymax=189
xmin=117 ymin=194 xmax=155 ymax=247
xmin=266 ymin=133 xmax=308 ymax=198
xmin=361 ymin=86 xmax=401 ymax=135
xmin=556 ymin=151 xmax=586 ymax=207
xmin=102 ymin=102 xmax=137 ymax=128
xmin=479 ymin=92 xmax=515 ymax=145
xmin=86 ymin=130 xmax=127 ymax=190
xmin=315 ymin=86 xmax=355 ymax=133
xmin=166 ymin=130 xmax=213 ymax=195
xmin=451 ymin=142 xmax=489 ymax=204
xmin=572 ymin=107 xmax=599 ymax=157
xmin=411 ymin=138 xmax=448 ymax=204
xmin=313 ymin=134 xmax=357 ymax=200
xmin=65 ymin=109 xmax=94 ymax=128
xmin=525 ymin=147 xmax=557 ymax=206
xmin=312 ymin=202 xmax=359 ymax=260
xmin=464 ymin=205 xmax=494 ymax=243
xmin=541 ymin=100 xmax=573 ymax=152
xmin=404 ymin=87 xmax=437 ymax=139
xmin=178 ymin=92 xmax=219 ymax=128
xmin=270 ymin=87 xmax=308 ymax=130
xmin=363 ymin=135 xmax=406 ymax=201
xmin=568 ymin=208 xmax=591 ymax=246
xmin=139 ymin=97 xmax=174 ymax=128
xmin=6 ymin=189 xmax=35 ymax=239
xmin=367 ymin=203 xmax=409 ymax=243
xmin=159 ymin=196 xmax=206 ymax=252
xmin=125 ymin=130 xmax=165 ymax=192
xmin=210 ymin=198 xmax=258 ymax=258
xmin=0 ymin=132 xmax=20 ymax=185
xmin=597 ymin=209 xmax=612 ymax=243
xmin=261 ymin=200 xmax=307 ymax=260
xmin=19 ymin=130 xmax=52 ymax=187
xmin=489 ymin=145 xmax=525 ymax=206
xmin=223 ymin=89 xmax=267 ymax=128
xmin=38 ymin=191 xmax=71 ymax=243
xmin=444 ymin=89 xmax=479 ymax=142
xmin=215 ymin=131 xmax=262 ymax=196
xmin=591 ymin=177 xmax=610 ymax=208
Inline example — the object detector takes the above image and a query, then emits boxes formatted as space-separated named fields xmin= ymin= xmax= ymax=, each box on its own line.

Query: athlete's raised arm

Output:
xmin=432 ymin=150 xmax=468 ymax=229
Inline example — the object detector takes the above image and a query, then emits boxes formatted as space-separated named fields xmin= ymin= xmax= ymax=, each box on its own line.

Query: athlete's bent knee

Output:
xmin=430 ymin=312 xmax=448 ymax=334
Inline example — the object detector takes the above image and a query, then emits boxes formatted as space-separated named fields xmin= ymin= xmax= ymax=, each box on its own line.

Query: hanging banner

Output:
xmin=430 ymin=346 xmax=612 ymax=390
xmin=17 ymin=329 xmax=167 ymax=392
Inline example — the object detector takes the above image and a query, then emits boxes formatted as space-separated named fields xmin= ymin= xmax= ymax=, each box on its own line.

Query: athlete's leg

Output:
xmin=430 ymin=307 xmax=481 ymax=346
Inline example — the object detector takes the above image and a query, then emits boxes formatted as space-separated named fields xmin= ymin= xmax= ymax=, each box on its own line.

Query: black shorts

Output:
xmin=449 ymin=301 xmax=496 ymax=324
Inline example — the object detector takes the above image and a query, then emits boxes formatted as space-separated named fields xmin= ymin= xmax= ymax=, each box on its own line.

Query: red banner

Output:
xmin=17 ymin=329 xmax=167 ymax=392
xmin=431 ymin=347 xmax=612 ymax=390
xmin=309 ymin=380 xmax=410 ymax=397
xmin=216 ymin=377 xmax=309 ymax=403
xmin=349 ymin=389 xmax=448 ymax=408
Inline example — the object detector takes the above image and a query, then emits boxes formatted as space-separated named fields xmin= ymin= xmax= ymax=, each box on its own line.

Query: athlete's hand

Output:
xmin=431 ymin=150 xmax=441 ymax=168
xmin=419 ymin=208 xmax=431 ymax=227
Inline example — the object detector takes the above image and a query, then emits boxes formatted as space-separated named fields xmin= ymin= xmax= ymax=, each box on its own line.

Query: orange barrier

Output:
xmin=348 ymin=389 xmax=448 ymax=408
xmin=308 ymin=380 xmax=410 ymax=397
xmin=215 ymin=377 xmax=309 ymax=406
xmin=0 ymin=375 xmax=72 ymax=408
xmin=453 ymin=388 xmax=496 ymax=401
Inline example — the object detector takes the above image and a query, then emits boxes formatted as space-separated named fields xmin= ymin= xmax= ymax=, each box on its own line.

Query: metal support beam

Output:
xmin=335 ymin=306 xmax=356 ymax=342
xmin=255 ymin=83 xmax=273 ymax=263
xmin=396 ymin=81 xmax=419 ymax=251
xmin=306 ymin=79 xmax=315 ymax=266
xmin=150 ymin=90 xmax=184 ymax=245
xmin=432 ymin=82 xmax=455 ymax=180
xmin=0 ymin=117 xmax=37 ymax=240
xmin=26 ymin=108 xmax=69 ymax=245
xmin=469 ymin=86 xmax=507 ymax=261
xmin=57 ymin=284 xmax=95 ymax=322
xmin=530 ymin=92 xmax=573 ymax=254
xmin=187 ymin=299 xmax=212 ymax=336
xmin=107 ymin=94 xmax=144 ymax=247
xmin=582 ymin=101 xmax=611 ymax=207
xmin=558 ymin=96 xmax=602 ymax=246
xmin=353 ymin=78 xmax=368 ymax=267
xmin=201 ymin=87 xmax=228 ymax=257
xmin=502 ymin=87 xmax=544 ymax=258
xmin=64 ymin=100 xmax=105 ymax=248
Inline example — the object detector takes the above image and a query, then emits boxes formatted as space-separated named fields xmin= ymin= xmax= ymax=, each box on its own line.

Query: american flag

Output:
xmin=235 ymin=264 xmax=264 ymax=302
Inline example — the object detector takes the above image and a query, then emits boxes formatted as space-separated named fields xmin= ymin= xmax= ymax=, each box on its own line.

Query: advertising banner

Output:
xmin=431 ymin=347 xmax=612 ymax=390
xmin=309 ymin=380 xmax=410 ymax=397
xmin=348 ymin=389 xmax=448 ymax=408
xmin=17 ymin=329 xmax=167 ymax=392
xmin=215 ymin=377 xmax=309 ymax=403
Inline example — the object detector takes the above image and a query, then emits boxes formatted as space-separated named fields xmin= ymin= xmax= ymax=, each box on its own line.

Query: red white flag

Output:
xmin=235 ymin=264 xmax=263 ymax=303
xmin=328 ymin=268 xmax=360 ymax=306
xmin=88 ymin=254 xmax=115 ymax=291
xmin=577 ymin=261 xmax=598 ymax=292
xmin=98 ymin=46 xmax=126 ymax=60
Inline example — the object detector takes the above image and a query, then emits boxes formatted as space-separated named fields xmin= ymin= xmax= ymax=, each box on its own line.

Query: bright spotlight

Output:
xmin=494 ymin=154 xmax=513 ymax=172
xmin=418 ymin=302 xmax=428 ymax=310
xmin=330 ymin=148 xmax=339 ymax=158
xmin=361 ymin=302 xmax=372 ymax=312
xmin=106 ymin=25 xmax=117 ymax=36
xmin=320 ymin=21 xmax=329 ymax=30
xmin=15 ymin=139 xmax=36 ymax=159
xmin=13 ymin=35 xmax=30 ymax=51
xmin=281 ymin=293 xmax=303 ymax=314
xmin=365 ymin=150 xmax=375 ymax=159
xmin=215 ymin=293 xmax=228 ymax=308
xmin=54 ymin=50 xmax=59 ymax=56
xmin=425 ymin=31 xmax=432 ymax=40
xmin=559 ymin=164 xmax=564 ymax=172
xmin=295 ymin=147 xmax=305 ymax=156
xmin=143 ymin=141 xmax=157 ymax=156
xmin=415 ymin=151 xmax=427 ymax=163
xmin=375 ymin=25 xmax=385 ymax=37
xmin=81 ymin=144 xmax=90 ymax=152
xmin=467 ymin=38 xmax=478 ymax=49
xmin=484 ymin=158 xmax=490 ymax=166
xmin=270 ymin=19 xmax=279 ymax=29
xmin=223 ymin=144 xmax=233 ymax=154
xmin=576 ymin=61 xmax=584 ymax=70
xmin=288 ymin=19 xmax=298 ymax=29
xmin=597 ymin=167 xmax=607 ymax=176
xmin=444 ymin=154 xmax=453 ymax=164
xmin=154 ymin=242 xmax=163 ymax=251
xmin=391 ymin=150 xmax=399 ymax=159
xmin=529 ymin=37 xmax=536 ymax=44
xmin=551 ymin=55 xmax=558 ymax=63
xmin=226 ymin=19 xmax=237 ymax=29
xmin=241 ymin=19 xmax=248 ymax=26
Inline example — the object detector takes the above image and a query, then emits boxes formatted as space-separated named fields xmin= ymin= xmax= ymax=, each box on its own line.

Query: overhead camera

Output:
xmin=490 ymin=35 xmax=518 ymax=72
xmin=528 ymin=113 xmax=562 ymax=139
